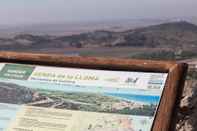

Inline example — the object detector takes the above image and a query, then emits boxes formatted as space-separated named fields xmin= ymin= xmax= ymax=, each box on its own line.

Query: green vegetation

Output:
xmin=131 ymin=51 xmax=175 ymax=60
xmin=131 ymin=50 xmax=197 ymax=60
xmin=1 ymin=21 xmax=197 ymax=52
xmin=37 ymin=89 xmax=120 ymax=104
xmin=114 ymin=104 xmax=156 ymax=116
xmin=35 ymin=89 xmax=156 ymax=116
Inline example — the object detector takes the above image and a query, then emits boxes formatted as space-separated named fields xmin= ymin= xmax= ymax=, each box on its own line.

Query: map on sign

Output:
xmin=0 ymin=63 xmax=168 ymax=131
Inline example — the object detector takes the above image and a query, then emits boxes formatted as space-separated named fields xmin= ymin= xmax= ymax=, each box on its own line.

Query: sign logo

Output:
xmin=125 ymin=77 xmax=139 ymax=84
xmin=0 ymin=64 xmax=35 ymax=80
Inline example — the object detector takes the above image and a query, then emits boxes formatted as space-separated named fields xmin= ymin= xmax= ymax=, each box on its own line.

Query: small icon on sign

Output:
xmin=125 ymin=77 xmax=139 ymax=84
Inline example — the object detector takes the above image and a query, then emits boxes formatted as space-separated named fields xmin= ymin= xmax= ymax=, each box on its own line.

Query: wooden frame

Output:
xmin=0 ymin=51 xmax=188 ymax=131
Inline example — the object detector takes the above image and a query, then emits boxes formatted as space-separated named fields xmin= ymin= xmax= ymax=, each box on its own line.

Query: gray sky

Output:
xmin=0 ymin=0 xmax=197 ymax=25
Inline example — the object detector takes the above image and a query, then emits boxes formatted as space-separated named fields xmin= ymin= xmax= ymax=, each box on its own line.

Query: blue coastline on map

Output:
xmin=105 ymin=93 xmax=160 ymax=104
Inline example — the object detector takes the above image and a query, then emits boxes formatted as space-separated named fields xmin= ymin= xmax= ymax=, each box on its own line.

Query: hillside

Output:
xmin=0 ymin=82 xmax=34 ymax=104
xmin=0 ymin=21 xmax=197 ymax=52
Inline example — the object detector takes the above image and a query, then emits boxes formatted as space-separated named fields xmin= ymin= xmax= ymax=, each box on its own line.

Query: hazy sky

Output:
xmin=0 ymin=0 xmax=197 ymax=25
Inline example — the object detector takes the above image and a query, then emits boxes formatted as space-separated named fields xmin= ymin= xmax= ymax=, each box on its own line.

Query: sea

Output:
xmin=106 ymin=93 xmax=160 ymax=105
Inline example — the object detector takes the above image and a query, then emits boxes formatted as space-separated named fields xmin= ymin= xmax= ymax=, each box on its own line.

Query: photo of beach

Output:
xmin=0 ymin=80 xmax=159 ymax=117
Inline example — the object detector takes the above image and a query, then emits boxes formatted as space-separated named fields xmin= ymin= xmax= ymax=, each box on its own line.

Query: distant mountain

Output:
xmin=0 ymin=18 xmax=166 ymax=37
xmin=0 ymin=21 xmax=197 ymax=51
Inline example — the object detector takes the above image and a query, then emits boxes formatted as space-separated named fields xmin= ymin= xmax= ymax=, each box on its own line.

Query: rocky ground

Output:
xmin=176 ymin=80 xmax=197 ymax=131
